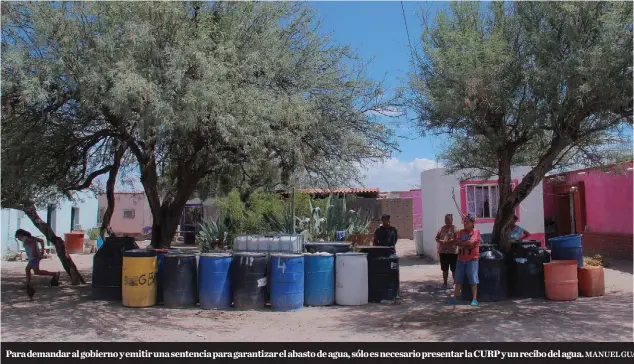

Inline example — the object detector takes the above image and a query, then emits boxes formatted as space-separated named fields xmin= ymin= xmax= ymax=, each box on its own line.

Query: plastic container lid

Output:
xmin=123 ymin=249 xmax=157 ymax=257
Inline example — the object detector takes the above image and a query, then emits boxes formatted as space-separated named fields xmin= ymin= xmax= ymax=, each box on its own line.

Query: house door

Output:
xmin=553 ymin=182 xmax=586 ymax=236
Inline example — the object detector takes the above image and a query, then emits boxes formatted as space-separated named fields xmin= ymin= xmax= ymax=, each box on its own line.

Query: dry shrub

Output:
xmin=583 ymin=254 xmax=606 ymax=267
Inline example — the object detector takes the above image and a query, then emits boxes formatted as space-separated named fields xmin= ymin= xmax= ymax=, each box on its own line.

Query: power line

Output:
xmin=400 ymin=1 xmax=416 ymax=65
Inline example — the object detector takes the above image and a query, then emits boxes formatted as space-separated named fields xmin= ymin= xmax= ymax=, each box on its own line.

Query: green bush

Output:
xmin=87 ymin=228 xmax=100 ymax=241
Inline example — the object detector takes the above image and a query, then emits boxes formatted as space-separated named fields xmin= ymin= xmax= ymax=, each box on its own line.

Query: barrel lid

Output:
xmin=270 ymin=253 xmax=303 ymax=258
xmin=233 ymin=252 xmax=267 ymax=257
xmin=123 ymin=249 xmax=157 ymax=257
xmin=164 ymin=252 xmax=196 ymax=258
xmin=305 ymin=242 xmax=350 ymax=246
xmin=200 ymin=253 xmax=232 ymax=258
xmin=303 ymin=252 xmax=333 ymax=257
xmin=335 ymin=252 xmax=367 ymax=256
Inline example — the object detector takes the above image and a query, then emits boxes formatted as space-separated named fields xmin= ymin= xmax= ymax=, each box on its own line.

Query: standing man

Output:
xmin=448 ymin=214 xmax=481 ymax=307
xmin=374 ymin=214 xmax=398 ymax=252
xmin=435 ymin=214 xmax=458 ymax=289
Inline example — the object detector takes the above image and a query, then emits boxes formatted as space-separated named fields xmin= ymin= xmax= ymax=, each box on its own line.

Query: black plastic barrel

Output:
xmin=508 ymin=243 xmax=551 ymax=298
xmin=182 ymin=225 xmax=196 ymax=245
xmin=304 ymin=242 xmax=351 ymax=255
xmin=147 ymin=248 xmax=182 ymax=304
xmin=357 ymin=246 xmax=399 ymax=303
xmin=461 ymin=248 xmax=508 ymax=302
xmin=479 ymin=243 xmax=499 ymax=253
xmin=162 ymin=253 xmax=198 ymax=308
xmin=92 ymin=236 xmax=139 ymax=301
xmin=231 ymin=252 xmax=268 ymax=309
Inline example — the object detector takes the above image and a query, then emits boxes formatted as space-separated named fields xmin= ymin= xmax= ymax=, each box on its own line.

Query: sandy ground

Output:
xmin=1 ymin=239 xmax=632 ymax=342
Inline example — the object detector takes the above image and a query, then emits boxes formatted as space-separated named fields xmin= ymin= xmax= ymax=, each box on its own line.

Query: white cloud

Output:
xmin=359 ymin=157 xmax=439 ymax=191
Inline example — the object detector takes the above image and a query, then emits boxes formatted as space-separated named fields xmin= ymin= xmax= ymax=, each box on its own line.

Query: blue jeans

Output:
xmin=455 ymin=259 xmax=479 ymax=285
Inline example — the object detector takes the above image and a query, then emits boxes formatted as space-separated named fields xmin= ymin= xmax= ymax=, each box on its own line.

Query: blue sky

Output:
xmin=310 ymin=1 xmax=447 ymax=190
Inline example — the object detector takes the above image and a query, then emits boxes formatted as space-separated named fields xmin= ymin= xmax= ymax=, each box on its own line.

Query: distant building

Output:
xmin=97 ymin=193 xmax=216 ymax=239
xmin=1 ymin=191 xmax=98 ymax=257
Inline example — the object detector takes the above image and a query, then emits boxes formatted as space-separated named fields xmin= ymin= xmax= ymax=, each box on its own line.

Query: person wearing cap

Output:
xmin=374 ymin=213 xmax=398 ymax=251
xmin=435 ymin=213 xmax=458 ymax=289
xmin=448 ymin=214 xmax=481 ymax=306
xmin=508 ymin=215 xmax=530 ymax=241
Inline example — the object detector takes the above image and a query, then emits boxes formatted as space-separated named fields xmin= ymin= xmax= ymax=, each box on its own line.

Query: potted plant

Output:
xmin=579 ymin=255 xmax=605 ymax=297
xmin=85 ymin=227 xmax=100 ymax=254
xmin=197 ymin=216 xmax=229 ymax=253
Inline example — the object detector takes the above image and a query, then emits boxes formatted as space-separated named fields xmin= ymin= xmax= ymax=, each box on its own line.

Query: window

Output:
xmin=465 ymin=185 xmax=499 ymax=219
xmin=123 ymin=209 xmax=135 ymax=219
xmin=97 ymin=208 xmax=105 ymax=223
xmin=70 ymin=207 xmax=80 ymax=230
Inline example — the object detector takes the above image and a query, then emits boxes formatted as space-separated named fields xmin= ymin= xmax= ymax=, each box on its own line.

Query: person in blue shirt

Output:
xmin=508 ymin=215 xmax=530 ymax=241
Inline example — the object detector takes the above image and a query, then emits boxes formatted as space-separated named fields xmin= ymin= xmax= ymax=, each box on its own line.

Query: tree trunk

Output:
xmin=100 ymin=144 xmax=126 ymax=238
xmin=21 ymin=204 xmax=84 ymax=285
xmin=492 ymin=149 xmax=515 ymax=252
xmin=491 ymin=138 xmax=568 ymax=251
xmin=150 ymin=205 xmax=184 ymax=249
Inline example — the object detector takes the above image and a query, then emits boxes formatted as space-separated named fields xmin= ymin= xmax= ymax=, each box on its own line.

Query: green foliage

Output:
xmin=197 ymin=217 xmax=229 ymax=253
xmin=2 ymin=1 xmax=399 ymax=247
xmin=300 ymin=195 xmax=370 ymax=241
xmin=409 ymin=1 xmax=632 ymax=247
xmin=347 ymin=209 xmax=371 ymax=235
xmin=411 ymin=1 xmax=632 ymax=176
xmin=86 ymin=228 xmax=100 ymax=241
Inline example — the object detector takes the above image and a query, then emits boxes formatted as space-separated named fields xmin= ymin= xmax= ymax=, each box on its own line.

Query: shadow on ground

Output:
xmin=331 ymin=280 xmax=633 ymax=342
xmin=0 ymin=270 xmax=235 ymax=341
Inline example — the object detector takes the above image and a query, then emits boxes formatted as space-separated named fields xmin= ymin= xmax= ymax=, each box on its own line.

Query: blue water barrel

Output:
xmin=549 ymin=234 xmax=583 ymax=267
xmin=198 ymin=253 xmax=232 ymax=309
xmin=270 ymin=253 xmax=304 ymax=311
xmin=304 ymin=253 xmax=335 ymax=306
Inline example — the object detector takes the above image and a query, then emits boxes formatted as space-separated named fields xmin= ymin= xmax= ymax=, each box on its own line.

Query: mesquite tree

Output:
xmin=3 ymin=2 xmax=397 ymax=248
xmin=409 ymin=2 xmax=632 ymax=250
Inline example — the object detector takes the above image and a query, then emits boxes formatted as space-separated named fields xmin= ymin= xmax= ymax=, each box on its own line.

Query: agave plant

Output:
xmin=197 ymin=216 xmax=229 ymax=253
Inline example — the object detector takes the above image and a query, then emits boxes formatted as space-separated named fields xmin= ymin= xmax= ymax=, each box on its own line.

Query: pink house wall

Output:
xmin=543 ymin=163 xmax=633 ymax=234
xmin=97 ymin=193 xmax=152 ymax=235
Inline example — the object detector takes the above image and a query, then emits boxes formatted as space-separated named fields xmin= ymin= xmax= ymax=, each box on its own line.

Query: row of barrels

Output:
xmin=461 ymin=234 xmax=603 ymax=302
xmin=92 ymin=238 xmax=400 ymax=310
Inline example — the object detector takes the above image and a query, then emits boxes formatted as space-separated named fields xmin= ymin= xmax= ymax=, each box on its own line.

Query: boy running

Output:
xmin=15 ymin=229 xmax=60 ymax=299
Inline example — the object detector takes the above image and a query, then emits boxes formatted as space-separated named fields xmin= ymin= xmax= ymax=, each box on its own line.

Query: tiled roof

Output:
xmin=295 ymin=188 xmax=380 ymax=195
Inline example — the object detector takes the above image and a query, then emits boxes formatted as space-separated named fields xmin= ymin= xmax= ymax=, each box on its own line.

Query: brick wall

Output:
xmin=582 ymin=232 xmax=633 ymax=261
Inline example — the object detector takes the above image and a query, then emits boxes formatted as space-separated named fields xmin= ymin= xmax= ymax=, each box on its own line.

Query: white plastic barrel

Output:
xmin=259 ymin=237 xmax=271 ymax=252
xmin=414 ymin=229 xmax=424 ymax=256
xmin=335 ymin=252 xmax=368 ymax=306
xmin=247 ymin=236 xmax=260 ymax=252
xmin=234 ymin=236 xmax=247 ymax=251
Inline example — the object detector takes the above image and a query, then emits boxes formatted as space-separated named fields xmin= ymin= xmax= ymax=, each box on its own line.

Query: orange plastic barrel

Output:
xmin=578 ymin=266 xmax=605 ymax=297
xmin=64 ymin=232 xmax=85 ymax=254
xmin=544 ymin=260 xmax=578 ymax=301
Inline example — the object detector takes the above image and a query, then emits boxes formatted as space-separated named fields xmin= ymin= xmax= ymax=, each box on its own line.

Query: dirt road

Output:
xmin=1 ymin=240 xmax=632 ymax=342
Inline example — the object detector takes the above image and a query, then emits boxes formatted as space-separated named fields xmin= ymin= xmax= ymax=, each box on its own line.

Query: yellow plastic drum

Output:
xmin=122 ymin=249 xmax=158 ymax=307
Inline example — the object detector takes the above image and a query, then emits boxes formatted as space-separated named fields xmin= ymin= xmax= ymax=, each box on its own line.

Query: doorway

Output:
xmin=553 ymin=182 xmax=586 ymax=236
